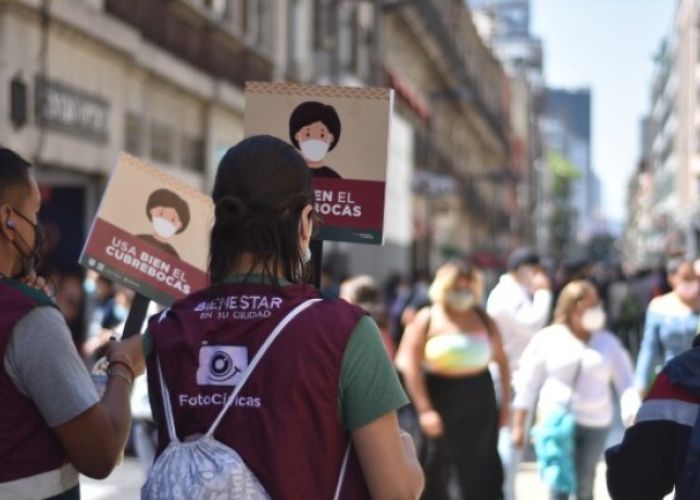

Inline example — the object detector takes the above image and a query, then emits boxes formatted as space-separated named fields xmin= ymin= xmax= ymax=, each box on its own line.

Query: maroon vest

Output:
xmin=147 ymin=282 xmax=372 ymax=499
xmin=0 ymin=279 xmax=68 ymax=482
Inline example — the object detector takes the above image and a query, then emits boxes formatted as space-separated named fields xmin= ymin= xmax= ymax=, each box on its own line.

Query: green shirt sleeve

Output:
xmin=338 ymin=315 xmax=409 ymax=431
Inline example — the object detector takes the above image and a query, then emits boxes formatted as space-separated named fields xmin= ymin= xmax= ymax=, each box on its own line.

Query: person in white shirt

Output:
xmin=511 ymin=280 xmax=640 ymax=500
xmin=487 ymin=247 xmax=552 ymax=500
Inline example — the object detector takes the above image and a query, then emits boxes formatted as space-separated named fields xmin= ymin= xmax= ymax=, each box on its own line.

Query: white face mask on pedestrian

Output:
xmin=676 ymin=280 xmax=700 ymax=302
xmin=581 ymin=305 xmax=606 ymax=332
xmin=446 ymin=290 xmax=476 ymax=311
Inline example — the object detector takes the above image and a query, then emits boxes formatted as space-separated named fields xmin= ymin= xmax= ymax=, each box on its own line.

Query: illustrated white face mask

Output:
xmin=446 ymin=290 xmax=476 ymax=311
xmin=581 ymin=305 xmax=606 ymax=332
xmin=299 ymin=140 xmax=330 ymax=162
xmin=153 ymin=217 xmax=177 ymax=239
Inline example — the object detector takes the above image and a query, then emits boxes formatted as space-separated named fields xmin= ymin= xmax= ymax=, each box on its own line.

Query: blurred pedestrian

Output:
xmin=486 ymin=246 xmax=553 ymax=500
xmin=340 ymin=274 xmax=395 ymax=357
xmin=0 ymin=147 xmax=144 ymax=498
xmin=511 ymin=280 xmax=640 ymax=500
xmin=396 ymin=260 xmax=509 ymax=500
xmin=53 ymin=268 xmax=86 ymax=349
xmin=142 ymin=136 xmax=423 ymax=499
xmin=401 ymin=270 xmax=432 ymax=331
xmin=635 ymin=256 xmax=700 ymax=395
xmin=82 ymin=286 xmax=134 ymax=361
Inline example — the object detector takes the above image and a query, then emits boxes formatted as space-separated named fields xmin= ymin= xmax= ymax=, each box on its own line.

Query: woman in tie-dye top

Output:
xmin=396 ymin=260 xmax=510 ymax=500
xmin=635 ymin=257 xmax=700 ymax=394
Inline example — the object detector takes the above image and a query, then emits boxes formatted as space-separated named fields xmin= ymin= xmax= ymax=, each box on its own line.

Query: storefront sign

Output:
xmin=80 ymin=153 xmax=213 ymax=305
xmin=35 ymin=77 xmax=109 ymax=143
xmin=244 ymin=82 xmax=393 ymax=245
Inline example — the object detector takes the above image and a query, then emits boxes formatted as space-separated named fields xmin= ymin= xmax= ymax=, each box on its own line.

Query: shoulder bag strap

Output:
xmin=472 ymin=306 xmax=495 ymax=337
xmin=205 ymin=298 xmax=322 ymax=438
xmin=157 ymin=358 xmax=180 ymax=443
xmin=333 ymin=443 xmax=351 ymax=500
xmin=565 ymin=347 xmax=586 ymax=411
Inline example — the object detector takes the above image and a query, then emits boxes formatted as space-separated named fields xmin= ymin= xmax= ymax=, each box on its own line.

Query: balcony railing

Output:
xmin=105 ymin=0 xmax=273 ymax=88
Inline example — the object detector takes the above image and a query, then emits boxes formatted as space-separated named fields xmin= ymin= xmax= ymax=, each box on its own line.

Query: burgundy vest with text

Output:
xmin=147 ymin=281 xmax=372 ymax=500
xmin=0 ymin=279 xmax=68 ymax=482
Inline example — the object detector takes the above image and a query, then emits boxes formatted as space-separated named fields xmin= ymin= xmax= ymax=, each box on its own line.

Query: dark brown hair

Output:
xmin=0 ymin=148 xmax=32 ymax=205
xmin=208 ymin=135 xmax=314 ymax=285
xmin=289 ymin=101 xmax=341 ymax=150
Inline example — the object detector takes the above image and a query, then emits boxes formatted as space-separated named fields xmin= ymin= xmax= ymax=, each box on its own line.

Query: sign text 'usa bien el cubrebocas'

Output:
xmin=80 ymin=153 xmax=213 ymax=305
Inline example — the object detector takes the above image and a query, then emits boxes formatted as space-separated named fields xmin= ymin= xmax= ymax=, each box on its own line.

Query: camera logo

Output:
xmin=196 ymin=346 xmax=248 ymax=387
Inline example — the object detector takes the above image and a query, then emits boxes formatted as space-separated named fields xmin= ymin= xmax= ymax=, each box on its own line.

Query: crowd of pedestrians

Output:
xmin=4 ymin=138 xmax=700 ymax=499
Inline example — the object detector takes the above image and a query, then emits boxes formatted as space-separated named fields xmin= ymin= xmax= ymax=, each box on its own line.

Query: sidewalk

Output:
xmin=516 ymin=460 xmax=610 ymax=500
xmin=80 ymin=457 xmax=615 ymax=500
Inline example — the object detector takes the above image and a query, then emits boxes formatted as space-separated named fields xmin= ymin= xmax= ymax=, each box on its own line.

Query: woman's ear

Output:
xmin=300 ymin=204 xmax=314 ymax=245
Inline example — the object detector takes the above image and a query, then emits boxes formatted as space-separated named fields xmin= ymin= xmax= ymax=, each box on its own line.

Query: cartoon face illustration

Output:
xmin=145 ymin=189 xmax=190 ymax=242
xmin=289 ymin=101 xmax=342 ymax=169
xmin=137 ymin=189 xmax=191 ymax=259
xmin=149 ymin=206 xmax=183 ymax=240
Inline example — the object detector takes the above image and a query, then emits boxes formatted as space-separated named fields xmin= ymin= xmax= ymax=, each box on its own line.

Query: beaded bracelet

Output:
xmin=107 ymin=359 xmax=135 ymax=380
xmin=108 ymin=351 xmax=135 ymax=371
xmin=107 ymin=368 xmax=133 ymax=386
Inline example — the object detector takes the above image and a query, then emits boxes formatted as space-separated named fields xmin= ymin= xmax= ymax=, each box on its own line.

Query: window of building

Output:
xmin=150 ymin=122 xmax=173 ymax=164
xmin=287 ymin=0 xmax=302 ymax=76
xmin=203 ymin=0 xmax=229 ymax=17
xmin=124 ymin=113 xmax=143 ymax=155
xmin=181 ymin=135 xmax=205 ymax=172
xmin=313 ymin=0 xmax=325 ymax=51
xmin=247 ymin=0 xmax=269 ymax=49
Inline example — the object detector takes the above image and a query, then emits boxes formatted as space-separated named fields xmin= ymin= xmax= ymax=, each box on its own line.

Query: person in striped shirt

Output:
xmin=606 ymin=336 xmax=700 ymax=499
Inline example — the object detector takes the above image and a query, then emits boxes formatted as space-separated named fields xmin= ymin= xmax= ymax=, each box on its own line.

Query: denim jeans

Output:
xmin=550 ymin=424 xmax=610 ymax=500
xmin=498 ymin=426 xmax=519 ymax=500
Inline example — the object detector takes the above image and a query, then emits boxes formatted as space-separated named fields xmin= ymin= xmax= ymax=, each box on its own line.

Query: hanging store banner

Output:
xmin=244 ymin=82 xmax=393 ymax=245
xmin=80 ymin=153 xmax=213 ymax=305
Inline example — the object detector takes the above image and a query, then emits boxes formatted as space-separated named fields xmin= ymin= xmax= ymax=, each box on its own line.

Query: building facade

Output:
xmin=471 ymin=0 xmax=544 ymax=249
xmin=1 ymin=0 xmax=513 ymax=287
xmin=635 ymin=0 xmax=700 ymax=262
xmin=1 ymin=0 xmax=280 ymax=271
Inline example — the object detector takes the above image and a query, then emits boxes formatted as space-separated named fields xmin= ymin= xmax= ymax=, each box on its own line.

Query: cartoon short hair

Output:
xmin=145 ymin=188 xmax=190 ymax=234
xmin=289 ymin=101 xmax=342 ymax=151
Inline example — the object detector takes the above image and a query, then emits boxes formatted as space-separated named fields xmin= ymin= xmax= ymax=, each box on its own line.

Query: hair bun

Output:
xmin=215 ymin=195 xmax=249 ymax=221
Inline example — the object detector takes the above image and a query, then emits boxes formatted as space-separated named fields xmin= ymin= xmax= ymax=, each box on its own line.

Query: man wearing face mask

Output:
xmin=289 ymin=101 xmax=343 ymax=179
xmin=634 ymin=256 xmax=700 ymax=396
xmin=0 ymin=148 xmax=145 ymax=499
xmin=137 ymin=189 xmax=190 ymax=259
xmin=486 ymin=247 xmax=552 ymax=500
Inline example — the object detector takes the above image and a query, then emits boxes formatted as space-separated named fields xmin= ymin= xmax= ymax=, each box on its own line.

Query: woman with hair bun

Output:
xmin=143 ymin=135 xmax=423 ymax=499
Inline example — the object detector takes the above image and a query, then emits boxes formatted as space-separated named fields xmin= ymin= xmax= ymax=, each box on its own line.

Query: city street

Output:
xmin=82 ymin=419 xmax=674 ymax=500
xmin=81 ymin=457 xmax=613 ymax=500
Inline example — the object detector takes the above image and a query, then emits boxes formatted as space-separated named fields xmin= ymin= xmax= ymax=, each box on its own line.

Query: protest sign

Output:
xmin=244 ymin=82 xmax=393 ymax=244
xmin=80 ymin=153 xmax=212 ymax=305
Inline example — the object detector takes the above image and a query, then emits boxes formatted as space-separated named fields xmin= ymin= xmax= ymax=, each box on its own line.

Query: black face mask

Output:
xmin=9 ymin=207 xmax=45 ymax=278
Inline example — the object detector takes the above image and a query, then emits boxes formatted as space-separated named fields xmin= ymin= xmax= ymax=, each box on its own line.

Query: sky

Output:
xmin=530 ymin=0 xmax=676 ymax=226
